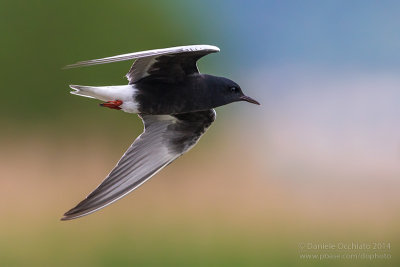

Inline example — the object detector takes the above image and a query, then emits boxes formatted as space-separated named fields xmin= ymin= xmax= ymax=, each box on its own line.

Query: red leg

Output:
xmin=100 ymin=100 xmax=123 ymax=110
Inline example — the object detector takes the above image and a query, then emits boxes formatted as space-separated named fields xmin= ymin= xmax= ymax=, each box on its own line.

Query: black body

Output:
xmin=135 ymin=74 xmax=244 ymax=115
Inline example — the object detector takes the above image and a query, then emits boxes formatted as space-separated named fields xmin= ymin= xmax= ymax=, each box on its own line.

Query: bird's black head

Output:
xmin=208 ymin=76 xmax=260 ymax=107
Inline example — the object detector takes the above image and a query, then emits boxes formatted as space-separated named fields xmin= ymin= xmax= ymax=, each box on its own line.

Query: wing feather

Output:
xmin=61 ymin=109 xmax=216 ymax=220
xmin=64 ymin=45 xmax=219 ymax=68
xmin=64 ymin=45 xmax=220 ymax=84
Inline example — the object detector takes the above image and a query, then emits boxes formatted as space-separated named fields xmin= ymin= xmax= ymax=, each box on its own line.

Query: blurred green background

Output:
xmin=1 ymin=0 xmax=399 ymax=266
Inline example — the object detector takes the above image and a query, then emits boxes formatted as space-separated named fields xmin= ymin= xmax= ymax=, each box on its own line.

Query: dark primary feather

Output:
xmin=61 ymin=109 xmax=216 ymax=220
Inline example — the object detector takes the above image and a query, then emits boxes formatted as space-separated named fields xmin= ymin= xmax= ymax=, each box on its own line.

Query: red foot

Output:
xmin=100 ymin=100 xmax=123 ymax=110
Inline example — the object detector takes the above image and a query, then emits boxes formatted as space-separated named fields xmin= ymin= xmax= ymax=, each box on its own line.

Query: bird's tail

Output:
xmin=69 ymin=85 xmax=100 ymax=100
xmin=69 ymin=84 xmax=135 ymax=102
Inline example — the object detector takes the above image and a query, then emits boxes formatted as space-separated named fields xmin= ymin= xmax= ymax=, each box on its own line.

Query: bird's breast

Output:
xmin=134 ymin=81 xmax=208 ymax=114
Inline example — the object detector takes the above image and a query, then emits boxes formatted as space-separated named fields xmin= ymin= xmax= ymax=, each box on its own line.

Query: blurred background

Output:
xmin=1 ymin=0 xmax=399 ymax=266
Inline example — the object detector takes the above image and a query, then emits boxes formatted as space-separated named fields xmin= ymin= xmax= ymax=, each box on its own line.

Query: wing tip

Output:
xmin=60 ymin=214 xmax=83 ymax=221
xmin=62 ymin=64 xmax=74 ymax=70
xmin=193 ymin=44 xmax=220 ymax=52
xmin=207 ymin=45 xmax=220 ymax=52
xmin=60 ymin=208 xmax=89 ymax=221
xmin=60 ymin=208 xmax=78 ymax=221
xmin=60 ymin=212 xmax=75 ymax=221
xmin=60 ymin=215 xmax=72 ymax=221
xmin=63 ymin=62 xmax=93 ymax=69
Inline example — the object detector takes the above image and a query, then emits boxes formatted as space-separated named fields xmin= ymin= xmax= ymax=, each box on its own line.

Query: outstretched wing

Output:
xmin=61 ymin=109 xmax=216 ymax=220
xmin=64 ymin=45 xmax=220 ymax=84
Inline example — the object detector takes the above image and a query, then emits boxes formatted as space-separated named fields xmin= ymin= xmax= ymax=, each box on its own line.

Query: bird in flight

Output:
xmin=62 ymin=45 xmax=259 ymax=220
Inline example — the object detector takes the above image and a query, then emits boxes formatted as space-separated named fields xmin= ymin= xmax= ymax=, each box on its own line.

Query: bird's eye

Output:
xmin=230 ymin=87 xmax=237 ymax=92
